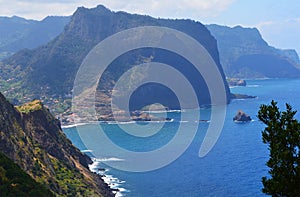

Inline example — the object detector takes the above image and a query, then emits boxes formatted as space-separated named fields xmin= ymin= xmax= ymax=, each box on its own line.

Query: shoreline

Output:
xmin=60 ymin=118 xmax=175 ymax=128
xmin=59 ymin=118 xmax=220 ymax=128
xmin=89 ymin=158 xmax=128 ymax=197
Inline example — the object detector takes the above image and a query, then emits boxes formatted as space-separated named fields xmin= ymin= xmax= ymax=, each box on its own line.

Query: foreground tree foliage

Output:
xmin=258 ymin=100 xmax=300 ymax=196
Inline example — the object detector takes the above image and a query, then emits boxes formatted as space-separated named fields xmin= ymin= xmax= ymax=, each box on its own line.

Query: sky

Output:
xmin=0 ymin=0 xmax=299 ymax=55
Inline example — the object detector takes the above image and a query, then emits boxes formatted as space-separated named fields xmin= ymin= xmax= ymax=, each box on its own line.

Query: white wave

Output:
xmin=103 ymin=119 xmax=174 ymax=125
xmin=142 ymin=109 xmax=184 ymax=114
xmin=229 ymin=86 xmax=239 ymax=89
xmin=247 ymin=84 xmax=261 ymax=87
xmin=103 ymin=175 xmax=119 ymax=184
xmin=102 ymin=175 xmax=127 ymax=196
xmin=115 ymin=192 xmax=124 ymax=197
xmin=141 ymin=110 xmax=166 ymax=114
xmin=250 ymin=77 xmax=270 ymax=80
xmin=88 ymin=158 xmax=128 ymax=197
xmin=179 ymin=120 xmax=189 ymax=123
xmin=106 ymin=121 xmax=118 ymax=124
xmin=102 ymin=174 xmax=129 ymax=196
xmin=81 ymin=149 xmax=93 ymax=153
xmin=93 ymin=157 xmax=125 ymax=162
xmin=166 ymin=109 xmax=185 ymax=113
xmin=61 ymin=122 xmax=88 ymax=128
xmin=141 ymin=119 xmax=174 ymax=123
xmin=100 ymin=121 xmax=134 ymax=125
xmin=118 ymin=188 xmax=129 ymax=192
xmin=118 ymin=121 xmax=136 ymax=124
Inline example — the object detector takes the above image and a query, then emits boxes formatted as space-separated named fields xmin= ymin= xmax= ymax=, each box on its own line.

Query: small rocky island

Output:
xmin=227 ymin=78 xmax=257 ymax=100
xmin=231 ymin=93 xmax=256 ymax=99
xmin=227 ymin=78 xmax=247 ymax=87
xmin=233 ymin=110 xmax=252 ymax=122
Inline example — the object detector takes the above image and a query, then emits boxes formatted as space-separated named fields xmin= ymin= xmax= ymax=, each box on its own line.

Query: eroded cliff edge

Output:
xmin=0 ymin=92 xmax=113 ymax=197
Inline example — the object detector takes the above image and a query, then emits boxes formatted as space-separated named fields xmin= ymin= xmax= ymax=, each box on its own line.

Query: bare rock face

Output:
xmin=233 ymin=110 xmax=252 ymax=122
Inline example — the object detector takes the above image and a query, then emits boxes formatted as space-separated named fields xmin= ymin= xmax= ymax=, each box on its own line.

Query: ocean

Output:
xmin=63 ymin=78 xmax=300 ymax=197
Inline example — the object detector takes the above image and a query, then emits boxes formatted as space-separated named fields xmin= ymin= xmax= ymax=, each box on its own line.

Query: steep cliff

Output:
xmin=206 ymin=24 xmax=300 ymax=78
xmin=0 ymin=92 xmax=113 ymax=196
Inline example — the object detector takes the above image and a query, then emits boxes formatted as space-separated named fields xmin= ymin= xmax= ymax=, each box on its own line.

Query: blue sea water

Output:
xmin=63 ymin=78 xmax=300 ymax=197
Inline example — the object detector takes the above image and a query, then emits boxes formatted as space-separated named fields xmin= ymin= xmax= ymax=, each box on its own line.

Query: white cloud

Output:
xmin=0 ymin=0 xmax=107 ymax=19
xmin=0 ymin=0 xmax=235 ymax=20
xmin=100 ymin=0 xmax=236 ymax=19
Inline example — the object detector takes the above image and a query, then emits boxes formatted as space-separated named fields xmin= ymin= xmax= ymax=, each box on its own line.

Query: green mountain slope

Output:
xmin=0 ymin=92 xmax=113 ymax=196
xmin=0 ymin=5 xmax=230 ymax=116
xmin=0 ymin=152 xmax=54 ymax=197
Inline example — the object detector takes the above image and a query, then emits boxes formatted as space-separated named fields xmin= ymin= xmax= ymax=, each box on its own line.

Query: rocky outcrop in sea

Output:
xmin=233 ymin=110 xmax=252 ymax=122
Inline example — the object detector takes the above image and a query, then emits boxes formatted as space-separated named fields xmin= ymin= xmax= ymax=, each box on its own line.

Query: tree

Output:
xmin=258 ymin=100 xmax=300 ymax=196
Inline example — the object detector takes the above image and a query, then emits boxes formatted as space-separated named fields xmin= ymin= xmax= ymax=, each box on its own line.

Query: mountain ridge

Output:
xmin=0 ymin=15 xmax=70 ymax=60
xmin=1 ymin=5 xmax=230 ymax=117
xmin=206 ymin=24 xmax=300 ymax=78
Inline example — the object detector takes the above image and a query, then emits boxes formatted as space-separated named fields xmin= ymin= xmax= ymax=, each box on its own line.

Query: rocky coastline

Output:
xmin=59 ymin=110 xmax=173 ymax=126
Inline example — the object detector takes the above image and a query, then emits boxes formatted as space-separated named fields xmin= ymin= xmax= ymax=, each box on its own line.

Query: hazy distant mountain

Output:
xmin=206 ymin=24 xmax=300 ymax=78
xmin=0 ymin=16 xmax=70 ymax=60
xmin=0 ymin=5 xmax=230 ymax=115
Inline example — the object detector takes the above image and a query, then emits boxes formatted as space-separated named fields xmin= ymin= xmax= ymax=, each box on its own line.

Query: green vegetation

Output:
xmin=258 ymin=100 xmax=300 ymax=196
xmin=50 ymin=157 xmax=98 ymax=197
xmin=16 ymin=100 xmax=43 ymax=113
xmin=0 ymin=152 xmax=54 ymax=197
